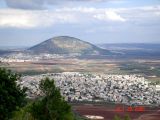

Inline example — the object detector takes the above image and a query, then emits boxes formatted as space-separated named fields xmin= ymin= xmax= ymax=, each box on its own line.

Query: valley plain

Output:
xmin=1 ymin=57 xmax=160 ymax=81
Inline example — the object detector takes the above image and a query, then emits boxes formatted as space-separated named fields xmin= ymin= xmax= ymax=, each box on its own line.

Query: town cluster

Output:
xmin=0 ymin=53 xmax=64 ymax=62
xmin=18 ymin=72 xmax=160 ymax=106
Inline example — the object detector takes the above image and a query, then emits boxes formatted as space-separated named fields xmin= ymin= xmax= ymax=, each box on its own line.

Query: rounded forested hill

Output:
xmin=28 ymin=36 xmax=110 ymax=55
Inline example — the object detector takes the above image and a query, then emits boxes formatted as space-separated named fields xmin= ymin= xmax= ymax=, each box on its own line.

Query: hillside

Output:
xmin=28 ymin=36 xmax=110 ymax=55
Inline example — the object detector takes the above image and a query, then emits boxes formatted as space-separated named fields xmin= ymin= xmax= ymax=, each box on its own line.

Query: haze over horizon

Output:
xmin=0 ymin=0 xmax=160 ymax=47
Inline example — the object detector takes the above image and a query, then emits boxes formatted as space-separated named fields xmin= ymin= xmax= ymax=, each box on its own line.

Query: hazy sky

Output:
xmin=0 ymin=0 xmax=160 ymax=47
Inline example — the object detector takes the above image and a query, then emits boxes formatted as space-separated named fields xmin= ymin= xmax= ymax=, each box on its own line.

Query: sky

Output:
xmin=0 ymin=0 xmax=160 ymax=47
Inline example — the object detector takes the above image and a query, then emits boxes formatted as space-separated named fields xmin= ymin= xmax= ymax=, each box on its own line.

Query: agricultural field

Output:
xmin=1 ymin=58 xmax=160 ymax=78
xmin=72 ymin=103 xmax=160 ymax=120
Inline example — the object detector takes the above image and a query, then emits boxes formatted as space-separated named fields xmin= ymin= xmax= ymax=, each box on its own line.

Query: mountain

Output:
xmin=28 ymin=36 xmax=110 ymax=55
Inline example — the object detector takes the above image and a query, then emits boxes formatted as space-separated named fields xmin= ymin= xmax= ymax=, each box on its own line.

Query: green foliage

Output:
xmin=113 ymin=115 xmax=122 ymax=120
xmin=12 ymin=103 xmax=85 ymax=120
xmin=113 ymin=114 xmax=131 ymax=120
xmin=12 ymin=103 xmax=34 ymax=120
xmin=0 ymin=68 xmax=27 ymax=120
xmin=124 ymin=114 xmax=131 ymax=120
xmin=29 ymin=77 xmax=74 ymax=120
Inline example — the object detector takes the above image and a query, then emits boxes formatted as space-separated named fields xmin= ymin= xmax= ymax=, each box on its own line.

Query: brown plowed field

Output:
xmin=73 ymin=104 xmax=160 ymax=120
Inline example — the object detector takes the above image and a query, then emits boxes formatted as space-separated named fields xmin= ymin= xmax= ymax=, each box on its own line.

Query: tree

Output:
xmin=0 ymin=68 xmax=27 ymax=120
xmin=30 ymin=77 xmax=74 ymax=120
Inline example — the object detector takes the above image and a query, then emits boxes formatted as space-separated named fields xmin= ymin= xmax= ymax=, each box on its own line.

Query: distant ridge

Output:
xmin=28 ymin=36 xmax=110 ymax=55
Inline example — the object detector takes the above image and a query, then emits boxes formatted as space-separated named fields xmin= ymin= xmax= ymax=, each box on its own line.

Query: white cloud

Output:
xmin=0 ymin=9 xmax=77 ymax=28
xmin=0 ymin=5 xmax=160 ymax=28
xmin=0 ymin=9 xmax=37 ymax=28
xmin=94 ymin=10 xmax=126 ymax=22
xmin=55 ymin=7 xmax=126 ymax=22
